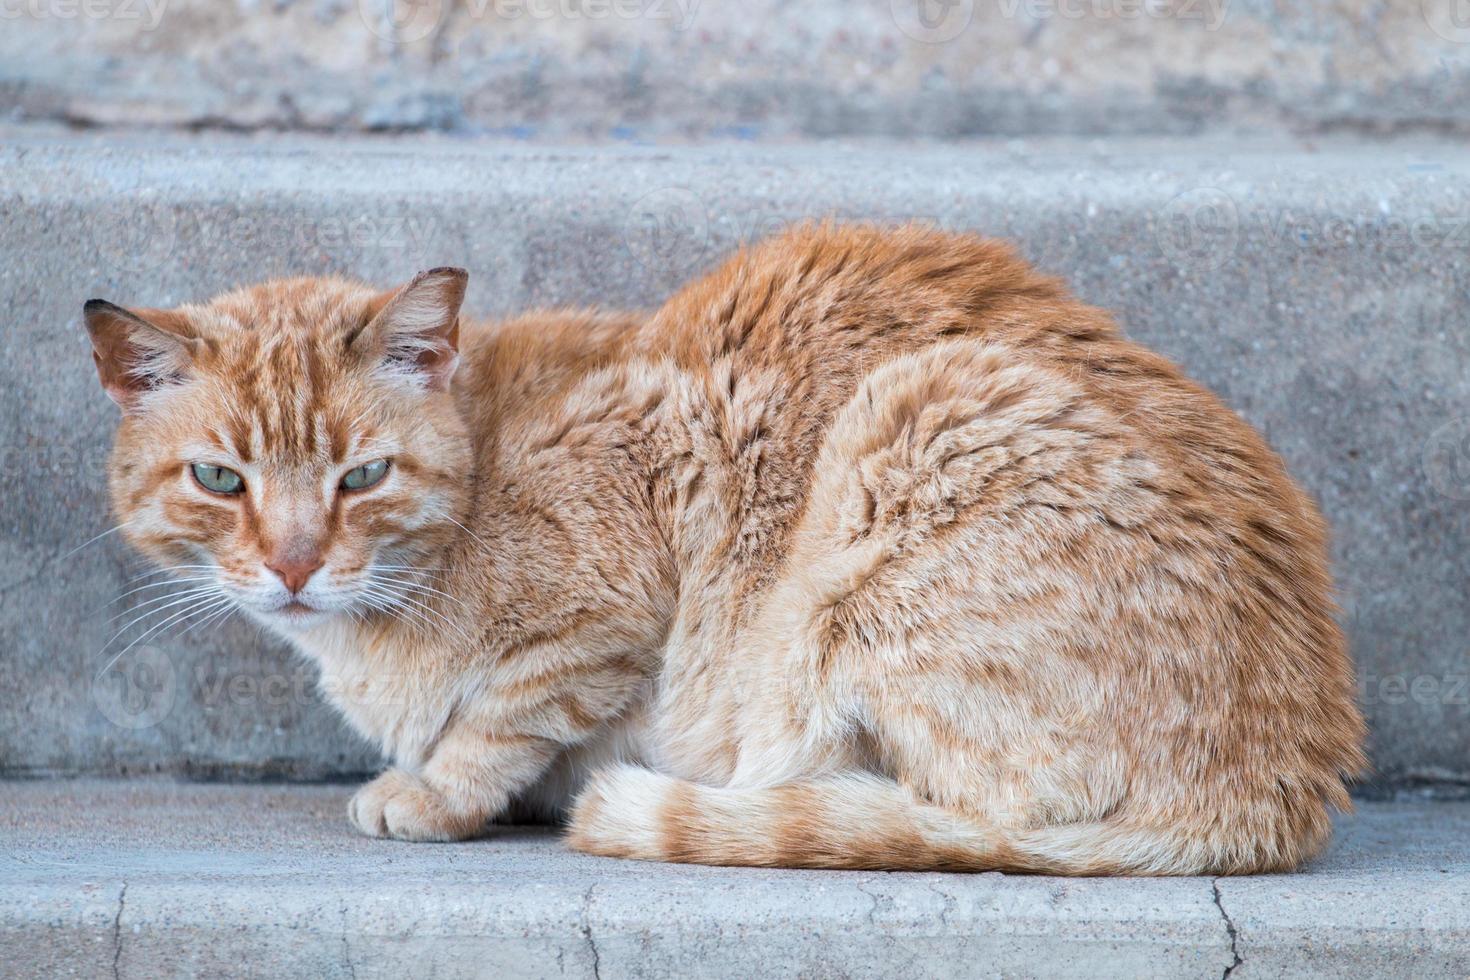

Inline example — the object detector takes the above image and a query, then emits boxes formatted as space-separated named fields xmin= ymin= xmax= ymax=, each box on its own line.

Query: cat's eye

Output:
xmin=191 ymin=463 xmax=244 ymax=495
xmin=340 ymin=459 xmax=390 ymax=492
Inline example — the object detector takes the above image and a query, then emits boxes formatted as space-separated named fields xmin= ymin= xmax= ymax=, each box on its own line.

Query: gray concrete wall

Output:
xmin=1 ymin=132 xmax=1468 ymax=792
xmin=1 ymin=0 xmax=1468 ymax=139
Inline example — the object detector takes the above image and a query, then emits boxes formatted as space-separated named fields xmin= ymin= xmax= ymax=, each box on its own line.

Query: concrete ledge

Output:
xmin=2 ymin=781 xmax=1467 ymax=978
xmin=2 ymin=133 xmax=1470 ymax=789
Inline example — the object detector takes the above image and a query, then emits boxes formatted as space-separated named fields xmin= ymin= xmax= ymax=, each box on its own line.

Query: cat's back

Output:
xmin=635 ymin=224 xmax=1292 ymax=590
xmin=642 ymin=221 xmax=1323 ymax=545
xmin=631 ymin=222 xmax=1109 ymax=585
xmin=455 ymin=307 xmax=647 ymax=432
xmin=641 ymin=222 xmax=1094 ymax=377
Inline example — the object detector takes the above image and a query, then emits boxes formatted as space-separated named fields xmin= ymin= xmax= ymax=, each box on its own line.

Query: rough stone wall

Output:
xmin=3 ymin=0 xmax=1468 ymax=138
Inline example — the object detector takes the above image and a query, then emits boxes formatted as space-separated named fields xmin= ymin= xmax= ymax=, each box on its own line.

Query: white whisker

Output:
xmin=181 ymin=598 xmax=237 ymax=639
xmin=356 ymin=585 xmax=428 ymax=641
xmin=366 ymin=574 xmax=472 ymax=643
xmin=370 ymin=573 xmax=466 ymax=607
xmin=95 ymin=592 xmax=231 ymax=679
xmin=98 ymin=576 xmax=219 ymax=613
xmin=445 ymin=516 xmax=490 ymax=549
xmin=60 ymin=521 xmax=136 ymax=561
xmin=360 ymin=581 xmax=459 ymax=643
xmin=103 ymin=587 xmax=223 ymax=638
xmin=113 ymin=565 xmax=219 ymax=589
xmin=105 ymin=585 xmax=220 ymax=624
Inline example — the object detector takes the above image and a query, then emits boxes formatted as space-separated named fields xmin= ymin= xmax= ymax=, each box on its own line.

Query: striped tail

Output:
xmin=566 ymin=765 xmax=1324 ymax=876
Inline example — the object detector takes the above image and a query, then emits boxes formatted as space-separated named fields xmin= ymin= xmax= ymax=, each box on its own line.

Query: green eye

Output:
xmin=340 ymin=459 xmax=390 ymax=491
xmin=191 ymin=463 xmax=244 ymax=494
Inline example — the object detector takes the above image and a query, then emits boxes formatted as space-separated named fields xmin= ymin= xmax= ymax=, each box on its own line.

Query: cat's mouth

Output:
xmin=259 ymin=596 xmax=334 ymax=629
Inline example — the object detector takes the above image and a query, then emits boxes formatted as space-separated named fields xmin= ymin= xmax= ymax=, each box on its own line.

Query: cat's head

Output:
xmin=84 ymin=269 xmax=473 ymax=633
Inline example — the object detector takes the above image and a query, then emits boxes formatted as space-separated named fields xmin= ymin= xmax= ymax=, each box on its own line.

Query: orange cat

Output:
xmin=87 ymin=224 xmax=1365 ymax=874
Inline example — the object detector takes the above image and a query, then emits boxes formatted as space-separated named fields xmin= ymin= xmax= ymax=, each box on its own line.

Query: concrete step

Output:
xmin=3 ymin=780 xmax=1468 ymax=978
xmin=2 ymin=0 xmax=1468 ymax=139
xmin=2 ymin=132 xmax=1469 ymax=792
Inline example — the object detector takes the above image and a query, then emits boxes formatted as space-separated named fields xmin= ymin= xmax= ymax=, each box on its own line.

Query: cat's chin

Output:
xmin=248 ymin=601 xmax=337 ymax=634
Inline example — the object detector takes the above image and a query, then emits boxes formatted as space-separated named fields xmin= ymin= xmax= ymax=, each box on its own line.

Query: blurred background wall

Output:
xmin=3 ymin=0 xmax=1469 ymax=797
xmin=4 ymin=0 xmax=1470 ymax=139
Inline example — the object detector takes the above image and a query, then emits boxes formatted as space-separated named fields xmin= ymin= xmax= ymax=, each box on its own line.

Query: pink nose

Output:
xmin=264 ymin=554 xmax=324 ymax=594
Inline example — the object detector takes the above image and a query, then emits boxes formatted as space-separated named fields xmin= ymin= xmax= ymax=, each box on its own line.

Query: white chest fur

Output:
xmin=286 ymin=617 xmax=656 ymax=815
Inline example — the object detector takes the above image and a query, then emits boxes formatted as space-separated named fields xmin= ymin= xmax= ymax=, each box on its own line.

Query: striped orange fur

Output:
xmin=89 ymin=224 xmax=1365 ymax=874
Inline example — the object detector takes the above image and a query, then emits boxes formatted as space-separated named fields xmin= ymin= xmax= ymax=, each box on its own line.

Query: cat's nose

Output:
xmin=264 ymin=553 xmax=325 ymax=594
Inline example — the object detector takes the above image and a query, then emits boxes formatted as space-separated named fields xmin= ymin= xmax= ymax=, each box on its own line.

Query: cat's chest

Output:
xmin=289 ymin=622 xmax=453 ymax=766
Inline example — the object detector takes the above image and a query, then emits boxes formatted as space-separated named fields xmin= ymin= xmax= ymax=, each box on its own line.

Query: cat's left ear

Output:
xmin=82 ymin=300 xmax=201 ymax=411
xmin=355 ymin=267 xmax=467 ymax=390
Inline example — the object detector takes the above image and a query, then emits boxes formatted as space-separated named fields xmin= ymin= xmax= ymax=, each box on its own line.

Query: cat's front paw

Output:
xmin=348 ymin=769 xmax=485 ymax=842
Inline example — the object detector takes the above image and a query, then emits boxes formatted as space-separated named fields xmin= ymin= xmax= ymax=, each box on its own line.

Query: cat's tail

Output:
xmin=565 ymin=765 xmax=1317 ymax=876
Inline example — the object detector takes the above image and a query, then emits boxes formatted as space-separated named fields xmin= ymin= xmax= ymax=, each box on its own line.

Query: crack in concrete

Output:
xmin=339 ymin=899 xmax=357 ymax=980
xmin=111 ymin=882 xmax=127 ymax=980
xmin=853 ymin=878 xmax=883 ymax=926
xmin=579 ymin=884 xmax=602 ymax=980
xmin=1211 ymin=878 xmax=1243 ymax=979
xmin=925 ymin=880 xmax=957 ymax=929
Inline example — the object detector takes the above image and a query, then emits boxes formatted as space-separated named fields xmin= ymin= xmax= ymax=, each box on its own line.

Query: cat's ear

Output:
xmin=82 ymin=300 xmax=201 ymax=411
xmin=353 ymin=267 xmax=467 ymax=390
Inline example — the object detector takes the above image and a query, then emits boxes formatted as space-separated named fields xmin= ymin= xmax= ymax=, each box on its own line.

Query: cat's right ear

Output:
xmin=352 ymin=268 xmax=467 ymax=391
xmin=82 ymin=300 xmax=200 ymax=411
